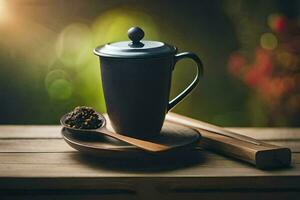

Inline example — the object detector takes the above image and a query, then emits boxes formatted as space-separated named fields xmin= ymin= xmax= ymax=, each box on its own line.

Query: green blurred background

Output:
xmin=0 ymin=0 xmax=299 ymax=126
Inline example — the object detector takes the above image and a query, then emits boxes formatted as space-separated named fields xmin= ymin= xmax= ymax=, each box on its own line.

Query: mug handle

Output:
xmin=167 ymin=52 xmax=204 ymax=111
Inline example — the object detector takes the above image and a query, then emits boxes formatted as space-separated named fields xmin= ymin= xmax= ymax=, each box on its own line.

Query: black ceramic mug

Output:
xmin=94 ymin=27 xmax=203 ymax=138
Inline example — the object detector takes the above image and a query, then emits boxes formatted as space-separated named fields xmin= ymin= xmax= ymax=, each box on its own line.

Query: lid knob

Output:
xmin=128 ymin=27 xmax=144 ymax=47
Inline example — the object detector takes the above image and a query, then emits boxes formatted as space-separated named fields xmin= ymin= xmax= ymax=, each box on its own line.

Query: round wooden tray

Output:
xmin=61 ymin=120 xmax=201 ymax=158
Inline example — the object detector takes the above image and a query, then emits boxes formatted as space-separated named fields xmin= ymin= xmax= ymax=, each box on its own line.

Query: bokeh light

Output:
xmin=267 ymin=13 xmax=286 ymax=33
xmin=228 ymin=53 xmax=246 ymax=76
xmin=45 ymin=69 xmax=73 ymax=101
xmin=56 ymin=23 xmax=93 ymax=68
xmin=260 ymin=33 xmax=277 ymax=50
xmin=45 ymin=69 xmax=69 ymax=89
xmin=276 ymin=50 xmax=298 ymax=70
xmin=47 ymin=79 xmax=73 ymax=101
xmin=0 ymin=0 xmax=9 ymax=24
xmin=228 ymin=12 xmax=300 ymax=126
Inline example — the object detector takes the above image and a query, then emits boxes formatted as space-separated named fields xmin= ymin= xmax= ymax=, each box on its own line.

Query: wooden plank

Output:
xmin=164 ymin=191 xmax=300 ymax=200
xmin=1 ymin=176 xmax=300 ymax=190
xmin=0 ymin=126 xmax=61 ymax=139
xmin=0 ymin=140 xmax=298 ymax=154
xmin=0 ymin=125 xmax=300 ymax=140
xmin=0 ymin=151 xmax=298 ymax=165
xmin=0 ymin=190 xmax=136 ymax=200
xmin=3 ymin=138 xmax=294 ymax=155
xmin=167 ymin=113 xmax=293 ymax=169
xmin=0 ymin=151 xmax=234 ymax=163
xmin=0 ymin=152 xmax=298 ymax=178
xmin=197 ymin=129 xmax=292 ymax=168
xmin=0 ymin=152 xmax=81 ymax=164
xmin=0 ymin=124 xmax=299 ymax=196
xmin=0 ymin=160 xmax=299 ymax=178
xmin=1 ymin=190 xmax=300 ymax=200
xmin=0 ymin=139 xmax=73 ymax=152
xmin=1 ymin=149 xmax=297 ymax=162
xmin=0 ymin=151 xmax=271 ymax=168
xmin=227 ymin=128 xmax=300 ymax=140
xmin=0 ymin=138 xmax=298 ymax=154
xmin=0 ymin=194 xmax=136 ymax=200
xmin=0 ymin=152 xmax=298 ymax=181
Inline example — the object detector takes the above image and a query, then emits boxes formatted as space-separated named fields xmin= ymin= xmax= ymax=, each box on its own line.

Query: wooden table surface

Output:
xmin=0 ymin=125 xmax=300 ymax=200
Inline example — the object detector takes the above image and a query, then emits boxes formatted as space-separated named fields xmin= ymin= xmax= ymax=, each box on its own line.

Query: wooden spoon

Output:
xmin=60 ymin=112 xmax=170 ymax=153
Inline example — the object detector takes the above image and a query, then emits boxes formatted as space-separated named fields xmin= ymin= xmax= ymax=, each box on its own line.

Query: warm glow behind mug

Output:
xmin=94 ymin=27 xmax=203 ymax=138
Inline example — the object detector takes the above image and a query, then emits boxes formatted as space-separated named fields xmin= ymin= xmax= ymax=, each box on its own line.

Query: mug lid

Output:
xmin=94 ymin=27 xmax=177 ymax=58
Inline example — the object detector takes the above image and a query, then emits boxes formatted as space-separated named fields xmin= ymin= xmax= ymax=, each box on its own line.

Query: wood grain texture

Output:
xmin=0 ymin=194 xmax=137 ymax=200
xmin=1 ymin=152 xmax=300 ymax=164
xmin=0 ymin=153 xmax=299 ymax=178
xmin=166 ymin=113 xmax=292 ymax=169
xmin=0 ymin=126 xmax=61 ymax=138
xmin=1 ymin=125 xmax=300 ymax=140
xmin=0 ymin=114 xmax=300 ymax=200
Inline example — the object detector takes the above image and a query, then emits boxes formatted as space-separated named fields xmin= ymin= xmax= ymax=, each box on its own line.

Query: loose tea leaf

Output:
xmin=65 ymin=106 xmax=103 ymax=129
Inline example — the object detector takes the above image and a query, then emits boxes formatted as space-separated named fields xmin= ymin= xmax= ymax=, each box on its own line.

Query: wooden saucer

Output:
xmin=61 ymin=120 xmax=201 ymax=158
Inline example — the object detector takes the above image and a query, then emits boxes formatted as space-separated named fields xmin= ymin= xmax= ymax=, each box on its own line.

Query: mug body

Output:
xmin=99 ymin=55 xmax=174 ymax=138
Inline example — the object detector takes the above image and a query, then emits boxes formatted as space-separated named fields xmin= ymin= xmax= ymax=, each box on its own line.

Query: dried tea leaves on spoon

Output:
xmin=65 ymin=106 xmax=103 ymax=129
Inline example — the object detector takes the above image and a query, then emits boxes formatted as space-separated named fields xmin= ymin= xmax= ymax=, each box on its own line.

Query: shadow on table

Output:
xmin=71 ymin=149 xmax=206 ymax=173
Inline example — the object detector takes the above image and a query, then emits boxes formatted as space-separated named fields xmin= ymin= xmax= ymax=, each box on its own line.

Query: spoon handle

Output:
xmin=99 ymin=128 xmax=170 ymax=152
